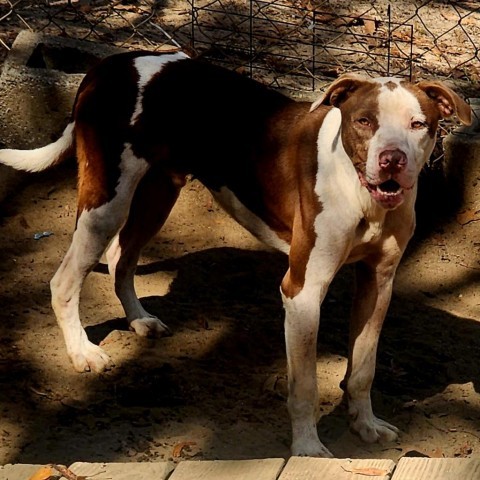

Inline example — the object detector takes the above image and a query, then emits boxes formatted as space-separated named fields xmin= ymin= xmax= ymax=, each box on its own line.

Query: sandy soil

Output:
xmin=0 ymin=156 xmax=480 ymax=466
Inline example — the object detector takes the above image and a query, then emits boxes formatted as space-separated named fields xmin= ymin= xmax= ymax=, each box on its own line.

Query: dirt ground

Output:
xmin=0 ymin=153 xmax=480 ymax=467
xmin=0 ymin=0 xmax=480 ymax=468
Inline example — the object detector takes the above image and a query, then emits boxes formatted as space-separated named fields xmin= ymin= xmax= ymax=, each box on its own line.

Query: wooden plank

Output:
xmin=278 ymin=457 xmax=396 ymax=480
xmin=169 ymin=459 xmax=286 ymax=480
xmin=392 ymin=458 xmax=480 ymax=480
xmin=63 ymin=461 xmax=174 ymax=479
xmin=0 ymin=464 xmax=44 ymax=480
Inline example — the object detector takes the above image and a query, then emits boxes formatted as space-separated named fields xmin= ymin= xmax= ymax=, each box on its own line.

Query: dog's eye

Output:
xmin=411 ymin=120 xmax=427 ymax=130
xmin=357 ymin=117 xmax=371 ymax=127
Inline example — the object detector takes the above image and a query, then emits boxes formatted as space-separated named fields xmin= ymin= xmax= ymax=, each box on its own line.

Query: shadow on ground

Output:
xmin=1 ymin=244 xmax=480 ymax=463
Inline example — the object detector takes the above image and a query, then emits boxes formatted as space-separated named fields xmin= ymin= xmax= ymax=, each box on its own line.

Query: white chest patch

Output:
xmin=130 ymin=52 xmax=189 ymax=125
xmin=315 ymin=108 xmax=371 ymax=225
xmin=311 ymin=108 xmax=389 ymax=267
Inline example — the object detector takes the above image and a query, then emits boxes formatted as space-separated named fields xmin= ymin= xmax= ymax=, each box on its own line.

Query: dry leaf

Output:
xmin=363 ymin=18 xmax=376 ymax=35
xmin=172 ymin=441 xmax=196 ymax=458
xmin=78 ymin=4 xmax=92 ymax=14
xmin=456 ymin=208 xmax=480 ymax=225
xmin=28 ymin=465 xmax=56 ymax=480
xmin=234 ymin=66 xmax=246 ymax=75
xmin=431 ymin=447 xmax=444 ymax=458
xmin=53 ymin=464 xmax=87 ymax=480
xmin=196 ymin=315 xmax=209 ymax=329
xmin=19 ymin=215 xmax=30 ymax=229
xmin=455 ymin=443 xmax=473 ymax=457
xmin=342 ymin=466 xmax=389 ymax=476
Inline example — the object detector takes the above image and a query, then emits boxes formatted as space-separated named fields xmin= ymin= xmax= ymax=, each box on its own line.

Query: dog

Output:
xmin=0 ymin=51 xmax=471 ymax=457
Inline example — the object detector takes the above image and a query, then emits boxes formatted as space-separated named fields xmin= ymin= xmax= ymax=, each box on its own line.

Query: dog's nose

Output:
xmin=379 ymin=149 xmax=407 ymax=172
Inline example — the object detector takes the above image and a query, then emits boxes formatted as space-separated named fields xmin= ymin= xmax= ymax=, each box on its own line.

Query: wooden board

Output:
xmin=6 ymin=458 xmax=480 ymax=479
xmin=392 ymin=458 xmax=480 ymax=480
xmin=278 ymin=457 xmax=396 ymax=480
xmin=169 ymin=459 xmax=286 ymax=480
xmin=63 ymin=461 xmax=174 ymax=479
xmin=0 ymin=464 xmax=44 ymax=480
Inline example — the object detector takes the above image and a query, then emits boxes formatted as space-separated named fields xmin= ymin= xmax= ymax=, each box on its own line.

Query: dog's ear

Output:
xmin=310 ymin=73 xmax=371 ymax=112
xmin=416 ymin=80 xmax=472 ymax=125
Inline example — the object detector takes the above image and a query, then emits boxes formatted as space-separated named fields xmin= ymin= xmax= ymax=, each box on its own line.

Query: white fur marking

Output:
xmin=51 ymin=143 xmax=150 ymax=372
xmin=130 ymin=52 xmax=188 ymax=125
xmin=367 ymin=80 xmax=435 ymax=185
xmin=106 ymin=234 xmax=121 ymax=277
xmin=315 ymin=109 xmax=380 ymax=229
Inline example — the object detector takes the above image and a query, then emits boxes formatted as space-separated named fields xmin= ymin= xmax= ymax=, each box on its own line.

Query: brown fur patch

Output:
xmin=408 ymin=80 xmax=472 ymax=128
xmin=76 ymin=124 xmax=111 ymax=213
xmin=401 ymin=81 xmax=441 ymax=138
xmin=279 ymin=106 xmax=329 ymax=297
xmin=124 ymin=57 xmax=328 ymax=294
xmin=130 ymin=59 xmax=320 ymax=245
xmin=74 ymin=53 xmax=154 ymax=212
xmin=74 ymin=64 xmax=131 ymax=211
xmin=384 ymin=80 xmax=398 ymax=91
xmin=339 ymin=82 xmax=380 ymax=176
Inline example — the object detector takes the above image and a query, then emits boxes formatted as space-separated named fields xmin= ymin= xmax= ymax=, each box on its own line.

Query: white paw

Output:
xmin=69 ymin=341 xmax=113 ymax=373
xmin=129 ymin=316 xmax=171 ymax=338
xmin=351 ymin=415 xmax=399 ymax=444
xmin=291 ymin=436 xmax=333 ymax=458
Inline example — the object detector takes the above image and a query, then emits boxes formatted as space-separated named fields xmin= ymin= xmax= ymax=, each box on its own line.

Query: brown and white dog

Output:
xmin=0 ymin=51 xmax=471 ymax=457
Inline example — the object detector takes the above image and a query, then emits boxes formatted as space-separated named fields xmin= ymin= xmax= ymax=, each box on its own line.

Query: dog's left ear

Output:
xmin=416 ymin=80 xmax=472 ymax=125
xmin=310 ymin=73 xmax=371 ymax=112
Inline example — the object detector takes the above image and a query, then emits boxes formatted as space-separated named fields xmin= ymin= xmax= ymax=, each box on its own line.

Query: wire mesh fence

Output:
xmin=0 ymin=1 xmax=479 ymax=96
xmin=189 ymin=1 xmax=415 ymax=93
xmin=0 ymin=1 xmax=192 ymax=54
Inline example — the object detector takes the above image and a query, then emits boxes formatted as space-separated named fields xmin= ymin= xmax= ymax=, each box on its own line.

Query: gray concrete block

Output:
xmin=443 ymin=100 xmax=480 ymax=210
xmin=0 ymin=30 xmax=123 ymax=203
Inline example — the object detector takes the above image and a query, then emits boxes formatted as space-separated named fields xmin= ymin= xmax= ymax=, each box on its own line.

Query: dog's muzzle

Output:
xmin=359 ymin=149 xmax=413 ymax=209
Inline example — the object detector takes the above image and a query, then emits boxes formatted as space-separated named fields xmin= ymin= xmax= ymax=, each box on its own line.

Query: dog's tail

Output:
xmin=0 ymin=121 xmax=75 ymax=173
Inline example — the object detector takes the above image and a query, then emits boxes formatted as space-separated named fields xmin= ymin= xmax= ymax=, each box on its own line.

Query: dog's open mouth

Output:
xmin=376 ymin=179 xmax=402 ymax=195
xmin=360 ymin=175 xmax=406 ymax=209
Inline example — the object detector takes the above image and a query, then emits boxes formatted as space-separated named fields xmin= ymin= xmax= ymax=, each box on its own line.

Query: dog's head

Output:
xmin=311 ymin=73 xmax=472 ymax=210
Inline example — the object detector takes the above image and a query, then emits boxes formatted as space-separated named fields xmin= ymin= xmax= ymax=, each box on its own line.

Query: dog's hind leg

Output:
xmin=51 ymin=143 xmax=150 ymax=373
xmin=106 ymin=167 xmax=185 ymax=337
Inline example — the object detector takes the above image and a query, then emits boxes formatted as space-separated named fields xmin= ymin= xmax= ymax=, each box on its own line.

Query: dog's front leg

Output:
xmin=282 ymin=273 xmax=333 ymax=458
xmin=345 ymin=250 xmax=402 ymax=444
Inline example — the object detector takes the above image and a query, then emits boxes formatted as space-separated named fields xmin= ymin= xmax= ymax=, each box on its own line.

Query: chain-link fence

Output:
xmin=190 ymin=0 xmax=480 ymax=95
xmin=0 ymin=1 xmax=192 ymax=56
xmin=189 ymin=1 xmax=415 ymax=93
xmin=1 ymin=1 xmax=479 ymax=95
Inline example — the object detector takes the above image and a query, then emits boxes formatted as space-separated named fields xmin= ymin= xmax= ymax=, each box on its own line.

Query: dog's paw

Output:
xmin=129 ymin=316 xmax=172 ymax=338
xmin=70 ymin=342 xmax=113 ymax=373
xmin=291 ymin=438 xmax=333 ymax=458
xmin=351 ymin=415 xmax=399 ymax=444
